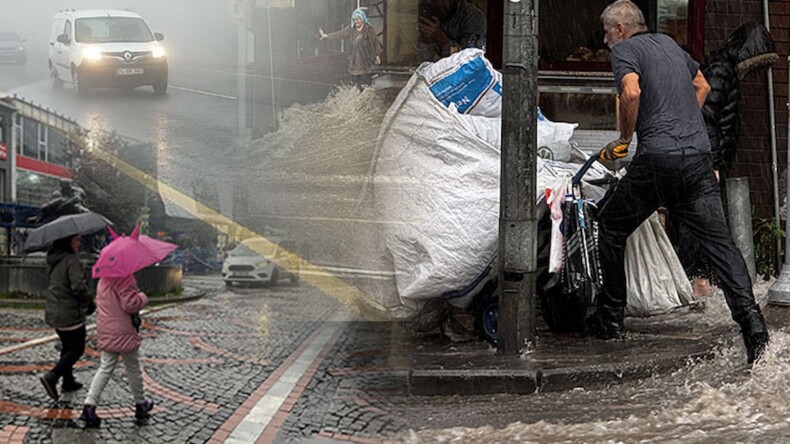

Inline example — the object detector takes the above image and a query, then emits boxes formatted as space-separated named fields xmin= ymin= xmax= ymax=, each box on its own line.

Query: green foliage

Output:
xmin=753 ymin=212 xmax=785 ymax=280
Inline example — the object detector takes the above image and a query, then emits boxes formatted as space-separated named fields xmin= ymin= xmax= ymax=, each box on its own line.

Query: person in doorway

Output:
xmin=417 ymin=0 xmax=486 ymax=61
xmin=319 ymin=8 xmax=382 ymax=90
xmin=588 ymin=0 xmax=769 ymax=365
xmin=39 ymin=234 xmax=95 ymax=401
xmin=80 ymin=274 xmax=153 ymax=428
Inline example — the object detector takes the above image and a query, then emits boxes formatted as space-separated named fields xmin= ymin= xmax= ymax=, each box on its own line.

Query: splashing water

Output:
xmin=407 ymin=281 xmax=790 ymax=443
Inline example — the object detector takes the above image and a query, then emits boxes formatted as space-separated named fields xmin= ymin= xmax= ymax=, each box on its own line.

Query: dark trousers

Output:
xmin=596 ymin=152 xmax=761 ymax=327
xmin=53 ymin=325 xmax=86 ymax=382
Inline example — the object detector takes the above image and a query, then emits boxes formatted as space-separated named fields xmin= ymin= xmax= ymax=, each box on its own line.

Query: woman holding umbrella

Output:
xmin=79 ymin=225 xmax=177 ymax=428
xmin=39 ymin=234 xmax=95 ymax=401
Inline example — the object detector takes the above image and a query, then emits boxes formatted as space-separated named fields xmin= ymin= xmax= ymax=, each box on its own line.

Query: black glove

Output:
xmin=599 ymin=138 xmax=631 ymax=161
xmin=86 ymin=299 xmax=97 ymax=316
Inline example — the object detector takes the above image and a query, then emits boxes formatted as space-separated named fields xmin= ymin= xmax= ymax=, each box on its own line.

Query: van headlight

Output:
xmin=83 ymin=47 xmax=103 ymax=61
xmin=255 ymin=260 xmax=270 ymax=268
xmin=152 ymin=46 xmax=166 ymax=58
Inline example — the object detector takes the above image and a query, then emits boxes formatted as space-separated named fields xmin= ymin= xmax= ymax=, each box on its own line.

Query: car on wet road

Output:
xmin=222 ymin=237 xmax=300 ymax=287
xmin=0 ymin=32 xmax=27 ymax=64
xmin=48 ymin=9 xmax=168 ymax=95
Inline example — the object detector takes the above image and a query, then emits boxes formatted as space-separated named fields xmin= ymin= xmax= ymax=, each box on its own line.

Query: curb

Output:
xmin=407 ymin=349 xmax=715 ymax=396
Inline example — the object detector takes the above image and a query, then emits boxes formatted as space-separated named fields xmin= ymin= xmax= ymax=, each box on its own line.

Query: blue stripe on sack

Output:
xmin=492 ymin=81 xmax=502 ymax=95
xmin=429 ymin=57 xmax=494 ymax=114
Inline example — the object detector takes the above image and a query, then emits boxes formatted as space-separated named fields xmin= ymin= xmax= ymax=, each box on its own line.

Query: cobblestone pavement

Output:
xmin=0 ymin=275 xmax=416 ymax=443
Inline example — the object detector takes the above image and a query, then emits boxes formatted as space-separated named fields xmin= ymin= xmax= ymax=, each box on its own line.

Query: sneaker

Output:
xmin=39 ymin=372 xmax=59 ymax=401
xmin=62 ymin=379 xmax=83 ymax=393
xmin=79 ymin=405 xmax=101 ymax=428
xmin=135 ymin=399 xmax=154 ymax=426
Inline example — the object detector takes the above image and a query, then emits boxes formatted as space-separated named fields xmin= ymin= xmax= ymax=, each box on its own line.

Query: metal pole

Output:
xmin=726 ymin=177 xmax=757 ymax=282
xmin=498 ymin=0 xmax=539 ymax=355
xmin=763 ymin=0 xmax=781 ymax=270
xmin=266 ymin=6 xmax=278 ymax=132
xmin=768 ymin=55 xmax=790 ymax=305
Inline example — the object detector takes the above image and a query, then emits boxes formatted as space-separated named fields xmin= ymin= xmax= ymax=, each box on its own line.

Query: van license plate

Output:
xmin=117 ymin=68 xmax=144 ymax=76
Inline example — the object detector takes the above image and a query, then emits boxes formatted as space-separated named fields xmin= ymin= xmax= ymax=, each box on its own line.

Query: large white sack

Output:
xmin=459 ymin=115 xmax=577 ymax=163
xmin=420 ymin=48 xmax=502 ymax=117
xmin=372 ymin=73 xmax=500 ymax=301
xmin=625 ymin=212 xmax=695 ymax=316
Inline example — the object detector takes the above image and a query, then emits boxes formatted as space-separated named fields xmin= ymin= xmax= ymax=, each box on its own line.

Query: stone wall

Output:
xmin=0 ymin=256 xmax=182 ymax=298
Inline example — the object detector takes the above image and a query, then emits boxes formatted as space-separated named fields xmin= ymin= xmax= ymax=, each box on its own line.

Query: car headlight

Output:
xmin=152 ymin=46 xmax=166 ymax=58
xmin=83 ymin=47 xmax=103 ymax=61
xmin=255 ymin=260 xmax=270 ymax=268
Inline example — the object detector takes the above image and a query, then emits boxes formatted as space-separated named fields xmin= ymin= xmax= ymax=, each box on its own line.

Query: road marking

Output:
xmin=169 ymin=85 xmax=237 ymax=100
xmin=182 ymin=65 xmax=338 ymax=88
xmin=220 ymin=309 xmax=352 ymax=444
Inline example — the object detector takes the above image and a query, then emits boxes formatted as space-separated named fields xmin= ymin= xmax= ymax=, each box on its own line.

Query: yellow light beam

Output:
xmin=89 ymin=146 xmax=389 ymax=320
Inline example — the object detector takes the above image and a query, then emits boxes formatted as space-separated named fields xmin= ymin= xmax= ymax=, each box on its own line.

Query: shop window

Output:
xmin=22 ymin=118 xmax=38 ymax=159
xmin=296 ymin=0 xmax=355 ymax=58
xmin=538 ymin=0 xmax=703 ymax=72
xmin=16 ymin=170 xmax=60 ymax=207
xmin=13 ymin=114 xmax=22 ymax=155
xmin=38 ymin=124 xmax=48 ymax=161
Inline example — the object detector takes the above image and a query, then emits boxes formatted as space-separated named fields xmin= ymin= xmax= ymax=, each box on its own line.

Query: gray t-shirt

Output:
xmin=611 ymin=33 xmax=711 ymax=155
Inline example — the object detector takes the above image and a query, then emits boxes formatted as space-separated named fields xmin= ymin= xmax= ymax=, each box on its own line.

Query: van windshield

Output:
xmin=75 ymin=17 xmax=153 ymax=43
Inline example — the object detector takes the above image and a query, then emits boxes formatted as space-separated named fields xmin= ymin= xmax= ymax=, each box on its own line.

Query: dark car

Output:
xmin=0 ymin=32 xmax=26 ymax=64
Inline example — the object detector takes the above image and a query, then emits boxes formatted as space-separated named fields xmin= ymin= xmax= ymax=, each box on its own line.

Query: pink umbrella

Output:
xmin=92 ymin=225 xmax=178 ymax=279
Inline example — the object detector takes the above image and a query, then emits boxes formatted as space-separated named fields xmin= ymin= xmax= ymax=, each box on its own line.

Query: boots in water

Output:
xmin=135 ymin=399 xmax=154 ymax=426
xmin=584 ymin=304 xmax=625 ymax=340
xmin=739 ymin=309 xmax=770 ymax=365
xmin=80 ymin=405 xmax=101 ymax=428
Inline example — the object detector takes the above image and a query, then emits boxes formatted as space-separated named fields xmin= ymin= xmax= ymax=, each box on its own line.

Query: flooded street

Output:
xmin=0 ymin=1 xmax=787 ymax=442
xmin=401 ymin=282 xmax=790 ymax=443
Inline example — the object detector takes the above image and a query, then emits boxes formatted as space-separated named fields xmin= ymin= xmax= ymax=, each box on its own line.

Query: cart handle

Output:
xmin=571 ymin=154 xmax=600 ymax=186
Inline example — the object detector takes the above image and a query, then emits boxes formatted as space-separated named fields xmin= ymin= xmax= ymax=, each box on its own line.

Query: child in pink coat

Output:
xmin=80 ymin=274 xmax=153 ymax=428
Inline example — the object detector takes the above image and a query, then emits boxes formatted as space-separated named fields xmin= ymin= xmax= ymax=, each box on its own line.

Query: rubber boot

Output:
xmin=584 ymin=304 xmax=625 ymax=340
xmin=739 ymin=309 xmax=769 ymax=365
xmin=80 ymin=405 xmax=101 ymax=428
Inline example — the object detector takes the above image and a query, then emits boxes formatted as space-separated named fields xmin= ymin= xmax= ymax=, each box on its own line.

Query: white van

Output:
xmin=48 ymin=9 xmax=168 ymax=95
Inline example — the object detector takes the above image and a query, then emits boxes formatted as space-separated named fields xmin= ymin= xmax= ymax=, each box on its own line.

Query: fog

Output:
xmin=0 ymin=0 xmax=237 ymax=67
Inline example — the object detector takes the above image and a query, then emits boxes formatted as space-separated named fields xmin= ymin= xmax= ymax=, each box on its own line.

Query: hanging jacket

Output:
xmin=701 ymin=22 xmax=778 ymax=172
xmin=44 ymin=248 xmax=92 ymax=329
xmin=95 ymin=275 xmax=148 ymax=353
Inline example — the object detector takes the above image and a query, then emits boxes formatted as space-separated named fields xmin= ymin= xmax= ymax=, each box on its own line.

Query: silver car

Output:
xmin=222 ymin=238 xmax=300 ymax=287
xmin=0 ymin=32 xmax=26 ymax=64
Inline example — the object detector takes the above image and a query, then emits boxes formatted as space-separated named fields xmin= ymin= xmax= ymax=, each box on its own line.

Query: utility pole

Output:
xmin=498 ymin=0 xmax=539 ymax=355
xmin=236 ymin=0 xmax=255 ymax=143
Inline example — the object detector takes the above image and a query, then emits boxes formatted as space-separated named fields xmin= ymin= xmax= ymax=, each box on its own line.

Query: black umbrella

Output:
xmin=23 ymin=212 xmax=112 ymax=252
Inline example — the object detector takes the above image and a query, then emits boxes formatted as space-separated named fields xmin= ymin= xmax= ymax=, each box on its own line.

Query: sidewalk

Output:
xmin=397 ymin=292 xmax=784 ymax=396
